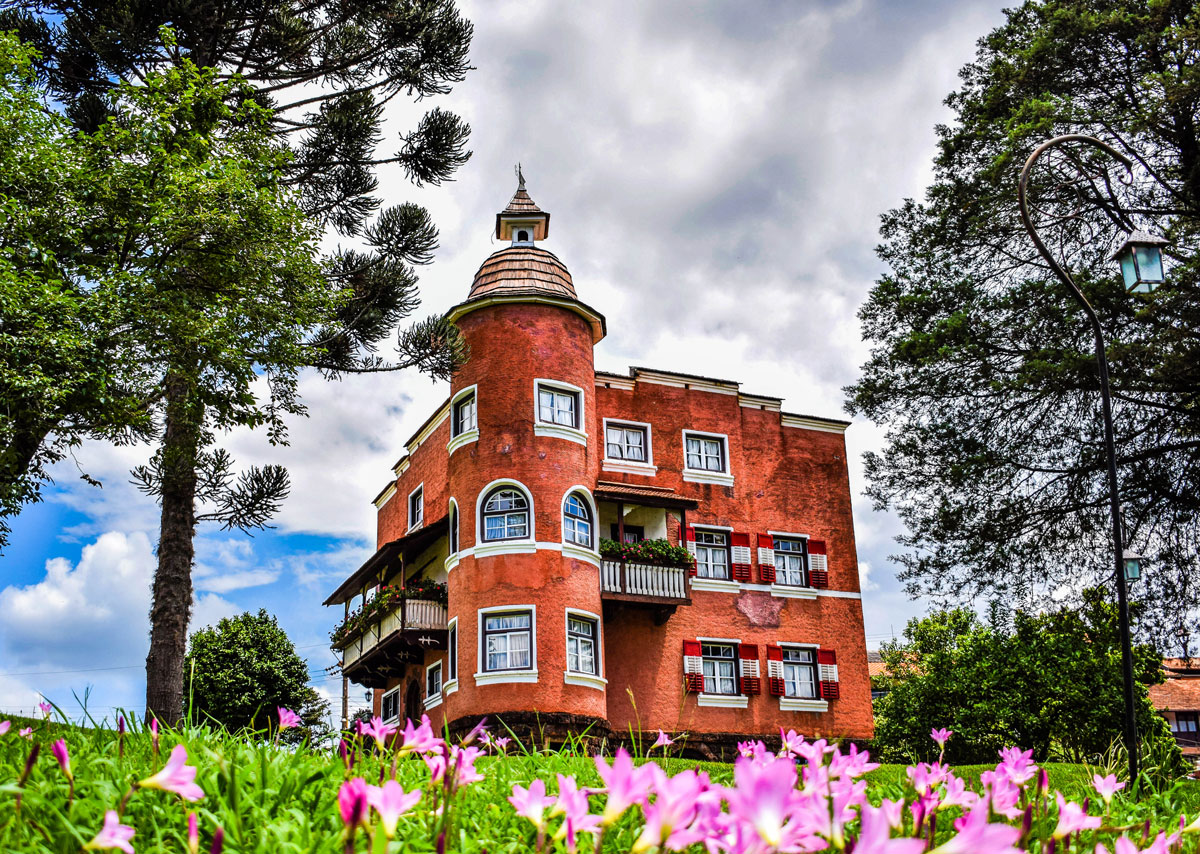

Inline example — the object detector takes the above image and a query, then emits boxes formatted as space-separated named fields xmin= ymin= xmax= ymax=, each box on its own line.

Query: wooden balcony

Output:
xmin=338 ymin=598 xmax=448 ymax=688
xmin=601 ymin=559 xmax=691 ymax=623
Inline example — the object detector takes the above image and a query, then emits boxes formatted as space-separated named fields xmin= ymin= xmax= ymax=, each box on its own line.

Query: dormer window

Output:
xmin=513 ymin=228 xmax=533 ymax=246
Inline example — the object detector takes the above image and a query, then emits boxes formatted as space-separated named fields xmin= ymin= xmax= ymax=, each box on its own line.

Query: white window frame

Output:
xmin=773 ymin=537 xmax=808 ymax=587
xmin=446 ymin=498 xmax=460 ymax=572
xmin=560 ymin=486 xmax=600 ymax=567
xmin=533 ymin=379 xmax=587 ymax=446
xmin=447 ymin=385 xmax=479 ymax=455
xmin=407 ymin=483 xmax=424 ymax=532
xmin=474 ymin=479 xmax=536 ymax=557
xmin=778 ymin=642 xmax=829 ymax=712
xmin=444 ymin=617 xmax=459 ymax=696
xmin=694 ymin=528 xmax=731 ymax=580
xmin=682 ymin=430 xmax=734 ymax=486
xmin=381 ymin=685 xmax=401 ymax=723
xmin=475 ymin=604 xmax=538 ymax=686
xmin=695 ymin=635 xmax=748 ymax=708
xmin=424 ymin=660 xmax=444 ymax=710
xmin=602 ymin=418 xmax=656 ymax=476
xmin=564 ymin=608 xmax=606 ymax=690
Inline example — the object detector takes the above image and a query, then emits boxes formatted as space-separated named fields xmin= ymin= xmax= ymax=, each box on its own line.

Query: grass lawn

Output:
xmin=3 ymin=713 xmax=1199 ymax=852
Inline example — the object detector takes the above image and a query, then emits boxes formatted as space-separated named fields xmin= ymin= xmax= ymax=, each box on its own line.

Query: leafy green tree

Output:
xmin=845 ymin=0 xmax=1200 ymax=651
xmin=873 ymin=592 xmax=1183 ymax=771
xmin=185 ymin=609 xmax=330 ymax=740
xmin=0 ymin=3 xmax=475 ymax=722
xmin=0 ymin=33 xmax=155 ymax=548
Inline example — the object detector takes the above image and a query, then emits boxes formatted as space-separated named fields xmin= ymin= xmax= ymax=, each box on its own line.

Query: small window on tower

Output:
xmin=517 ymin=229 xmax=530 ymax=243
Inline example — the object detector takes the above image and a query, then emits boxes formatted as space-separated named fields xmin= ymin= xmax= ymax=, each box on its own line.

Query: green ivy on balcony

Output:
xmin=329 ymin=579 xmax=448 ymax=650
xmin=598 ymin=538 xmax=695 ymax=569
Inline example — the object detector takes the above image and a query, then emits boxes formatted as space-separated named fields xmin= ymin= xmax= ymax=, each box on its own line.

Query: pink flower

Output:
xmin=594 ymin=748 xmax=651 ymax=825
xmin=52 ymin=738 xmax=72 ymax=780
xmin=494 ymin=736 xmax=511 ymax=752
xmin=139 ymin=744 xmax=205 ymax=801
xmin=398 ymin=715 xmax=439 ymax=756
xmin=830 ymin=742 xmax=880 ymax=779
xmin=550 ymin=774 xmax=602 ymax=854
xmin=632 ymin=766 xmax=715 ymax=853
xmin=149 ymin=717 xmax=160 ymax=752
xmin=424 ymin=749 xmax=447 ymax=785
xmin=939 ymin=772 xmax=980 ymax=811
xmin=1092 ymin=773 xmax=1125 ymax=806
xmin=83 ymin=810 xmax=135 ymax=853
xmin=18 ymin=727 xmax=32 ymax=739
xmin=361 ymin=716 xmax=398 ymax=751
xmin=993 ymin=747 xmax=1037 ymax=787
xmin=1053 ymin=792 xmax=1101 ymax=838
xmin=980 ymin=770 xmax=1023 ymax=819
xmin=448 ymin=744 xmax=485 ymax=787
xmin=652 ymin=729 xmax=674 ymax=749
xmin=779 ymin=727 xmax=806 ymax=757
xmin=187 ymin=813 xmax=199 ymax=854
xmin=724 ymin=755 xmax=809 ymax=850
xmin=277 ymin=707 xmax=300 ymax=730
xmin=0 ymin=721 xmax=9 ymax=736
xmin=38 ymin=701 xmax=51 ymax=718
xmin=931 ymin=728 xmax=952 ymax=749
xmin=509 ymin=778 xmax=553 ymax=830
xmin=368 ymin=779 xmax=421 ymax=837
xmin=856 ymin=803 xmax=927 ymax=854
xmin=338 ymin=778 xmax=370 ymax=829
xmin=931 ymin=801 xmax=1021 ymax=854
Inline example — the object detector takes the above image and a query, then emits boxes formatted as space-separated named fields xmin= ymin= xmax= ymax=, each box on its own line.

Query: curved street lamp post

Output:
xmin=1017 ymin=134 xmax=1168 ymax=785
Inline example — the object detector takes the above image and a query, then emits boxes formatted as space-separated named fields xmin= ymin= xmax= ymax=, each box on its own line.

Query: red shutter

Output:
xmin=731 ymin=532 xmax=752 ymax=581
xmin=808 ymin=539 xmax=829 ymax=588
xmin=684 ymin=526 xmax=698 ymax=577
xmin=817 ymin=649 xmax=839 ymax=699
xmin=738 ymin=643 xmax=761 ymax=695
xmin=756 ymin=533 xmax=776 ymax=584
xmin=683 ymin=639 xmax=703 ymax=692
xmin=766 ymin=644 xmax=785 ymax=696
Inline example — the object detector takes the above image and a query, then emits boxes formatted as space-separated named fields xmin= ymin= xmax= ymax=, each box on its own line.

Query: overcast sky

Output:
xmin=0 ymin=0 xmax=1010 ymax=721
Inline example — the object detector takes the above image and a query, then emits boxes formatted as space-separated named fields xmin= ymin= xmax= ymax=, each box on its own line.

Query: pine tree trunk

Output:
xmin=145 ymin=372 xmax=201 ymax=724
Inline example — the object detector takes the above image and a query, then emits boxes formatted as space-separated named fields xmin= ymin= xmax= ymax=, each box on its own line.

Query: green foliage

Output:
xmin=598 ymin=538 xmax=695 ymax=568
xmin=185 ymin=610 xmax=329 ymax=740
xmin=845 ymin=0 xmax=1200 ymax=651
xmin=873 ymin=592 xmax=1187 ymax=778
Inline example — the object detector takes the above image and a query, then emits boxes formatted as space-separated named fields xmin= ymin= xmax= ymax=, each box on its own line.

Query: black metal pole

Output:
xmin=1017 ymin=134 xmax=1140 ymax=784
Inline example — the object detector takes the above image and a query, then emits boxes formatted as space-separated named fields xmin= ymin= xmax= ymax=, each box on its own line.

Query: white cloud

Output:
xmin=858 ymin=561 xmax=879 ymax=593
xmin=0 ymin=531 xmax=239 ymax=715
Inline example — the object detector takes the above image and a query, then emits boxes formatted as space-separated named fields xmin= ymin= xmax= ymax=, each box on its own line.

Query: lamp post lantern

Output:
xmin=1112 ymin=230 xmax=1170 ymax=294
xmin=1017 ymin=133 xmax=1168 ymax=786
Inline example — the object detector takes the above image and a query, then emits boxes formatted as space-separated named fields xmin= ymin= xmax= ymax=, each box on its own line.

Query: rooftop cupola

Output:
xmin=495 ymin=166 xmax=550 ymax=246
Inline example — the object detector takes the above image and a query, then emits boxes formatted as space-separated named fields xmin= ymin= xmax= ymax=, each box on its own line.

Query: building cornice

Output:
xmin=446 ymin=294 xmax=607 ymax=343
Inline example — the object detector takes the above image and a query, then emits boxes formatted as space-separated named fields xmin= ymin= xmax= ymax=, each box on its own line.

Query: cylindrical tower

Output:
xmin=441 ymin=176 xmax=609 ymax=736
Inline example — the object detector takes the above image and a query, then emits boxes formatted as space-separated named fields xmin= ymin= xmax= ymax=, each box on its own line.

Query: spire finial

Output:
xmin=516 ymin=162 xmax=525 ymax=190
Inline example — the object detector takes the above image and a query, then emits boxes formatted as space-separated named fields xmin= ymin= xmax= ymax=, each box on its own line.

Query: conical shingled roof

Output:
xmin=502 ymin=183 xmax=544 ymax=215
xmin=468 ymin=246 xmax=576 ymax=300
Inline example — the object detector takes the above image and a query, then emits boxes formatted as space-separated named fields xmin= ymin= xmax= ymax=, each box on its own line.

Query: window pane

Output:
xmin=487 ymin=614 xmax=530 ymax=630
xmin=485 ymin=516 xmax=505 ymax=539
xmin=509 ymin=633 xmax=530 ymax=668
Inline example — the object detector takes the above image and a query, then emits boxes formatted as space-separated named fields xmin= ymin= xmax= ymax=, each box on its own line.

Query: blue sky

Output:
xmin=0 ymin=0 xmax=1010 ymax=722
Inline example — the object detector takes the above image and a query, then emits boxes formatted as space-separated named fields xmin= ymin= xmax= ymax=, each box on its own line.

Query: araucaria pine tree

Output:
xmin=4 ymin=1 xmax=475 ymax=722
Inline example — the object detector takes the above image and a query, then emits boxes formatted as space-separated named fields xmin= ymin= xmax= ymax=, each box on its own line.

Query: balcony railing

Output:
xmin=601 ymin=559 xmax=690 ymax=603
xmin=340 ymin=597 xmax=448 ymax=672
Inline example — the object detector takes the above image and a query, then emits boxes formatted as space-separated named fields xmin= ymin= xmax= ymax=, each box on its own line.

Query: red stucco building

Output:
xmin=324 ymin=180 xmax=874 ymax=754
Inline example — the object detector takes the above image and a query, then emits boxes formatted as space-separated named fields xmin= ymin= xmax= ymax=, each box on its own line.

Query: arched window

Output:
xmin=563 ymin=492 xmax=593 ymax=548
xmin=449 ymin=501 xmax=459 ymax=554
xmin=482 ymin=487 xmax=530 ymax=541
